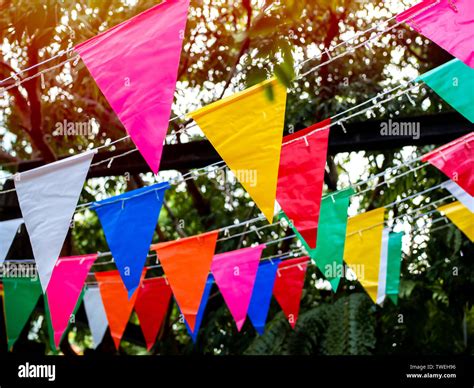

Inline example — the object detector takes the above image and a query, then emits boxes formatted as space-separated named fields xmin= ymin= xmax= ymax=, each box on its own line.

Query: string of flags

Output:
xmin=0 ymin=0 xmax=473 ymax=351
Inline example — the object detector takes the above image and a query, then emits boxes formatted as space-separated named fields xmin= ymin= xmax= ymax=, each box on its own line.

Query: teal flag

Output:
xmin=418 ymin=59 xmax=474 ymax=123
xmin=385 ymin=232 xmax=403 ymax=305
xmin=2 ymin=276 xmax=42 ymax=350
xmin=281 ymin=187 xmax=353 ymax=292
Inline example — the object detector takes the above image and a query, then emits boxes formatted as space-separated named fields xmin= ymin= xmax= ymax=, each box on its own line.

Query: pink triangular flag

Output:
xmin=75 ymin=0 xmax=190 ymax=173
xmin=211 ymin=245 xmax=264 ymax=331
xmin=46 ymin=254 xmax=97 ymax=348
xmin=397 ymin=0 xmax=474 ymax=68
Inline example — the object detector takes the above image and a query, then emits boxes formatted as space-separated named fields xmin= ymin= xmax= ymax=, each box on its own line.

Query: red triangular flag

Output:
xmin=135 ymin=277 xmax=172 ymax=351
xmin=422 ymin=132 xmax=474 ymax=196
xmin=75 ymin=0 xmax=190 ymax=173
xmin=273 ymin=257 xmax=308 ymax=329
xmin=95 ymin=270 xmax=144 ymax=350
xmin=277 ymin=119 xmax=330 ymax=248
xmin=151 ymin=231 xmax=218 ymax=331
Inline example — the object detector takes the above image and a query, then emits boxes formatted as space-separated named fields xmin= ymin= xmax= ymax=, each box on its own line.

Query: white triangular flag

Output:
xmin=442 ymin=181 xmax=474 ymax=213
xmin=15 ymin=151 xmax=94 ymax=291
xmin=84 ymin=286 xmax=109 ymax=349
xmin=0 ymin=218 xmax=23 ymax=264
xmin=376 ymin=228 xmax=390 ymax=305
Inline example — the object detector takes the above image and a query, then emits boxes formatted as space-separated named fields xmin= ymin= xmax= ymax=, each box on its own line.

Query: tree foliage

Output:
xmin=0 ymin=0 xmax=472 ymax=355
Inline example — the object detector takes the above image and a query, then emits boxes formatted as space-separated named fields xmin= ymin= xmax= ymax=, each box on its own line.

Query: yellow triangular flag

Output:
xmin=343 ymin=208 xmax=385 ymax=303
xmin=189 ymin=78 xmax=287 ymax=222
xmin=438 ymin=201 xmax=474 ymax=241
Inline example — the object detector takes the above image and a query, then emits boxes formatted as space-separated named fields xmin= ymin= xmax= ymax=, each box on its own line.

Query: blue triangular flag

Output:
xmin=184 ymin=274 xmax=214 ymax=343
xmin=91 ymin=182 xmax=169 ymax=298
xmin=247 ymin=259 xmax=280 ymax=335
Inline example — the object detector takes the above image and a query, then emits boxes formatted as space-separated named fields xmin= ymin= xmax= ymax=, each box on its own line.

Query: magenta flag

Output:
xmin=397 ymin=0 xmax=474 ymax=68
xmin=46 ymin=254 xmax=97 ymax=347
xmin=75 ymin=0 xmax=190 ymax=173
xmin=211 ymin=246 xmax=265 ymax=331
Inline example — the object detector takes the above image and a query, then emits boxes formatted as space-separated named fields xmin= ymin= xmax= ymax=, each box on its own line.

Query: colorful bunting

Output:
xmin=46 ymin=254 xmax=97 ymax=348
xmin=422 ymin=132 xmax=474 ymax=196
xmin=83 ymin=286 xmax=109 ymax=349
xmin=211 ymin=245 xmax=264 ymax=331
xmin=273 ymin=257 xmax=308 ymax=329
xmin=438 ymin=201 xmax=474 ymax=241
xmin=284 ymin=188 xmax=353 ymax=291
xmin=14 ymin=152 xmax=94 ymax=291
xmin=417 ymin=59 xmax=474 ymax=123
xmin=276 ymin=119 xmax=330 ymax=248
xmin=184 ymin=274 xmax=214 ymax=343
xmin=376 ymin=230 xmax=403 ymax=305
xmin=442 ymin=181 xmax=474 ymax=212
xmin=188 ymin=78 xmax=287 ymax=222
xmin=75 ymin=0 xmax=190 ymax=173
xmin=397 ymin=0 xmax=474 ymax=68
xmin=385 ymin=232 xmax=403 ymax=305
xmin=2 ymin=276 xmax=42 ymax=350
xmin=247 ymin=260 xmax=280 ymax=335
xmin=0 ymin=218 xmax=23 ymax=264
xmin=135 ymin=277 xmax=172 ymax=351
xmin=152 ymin=231 xmax=218 ymax=331
xmin=91 ymin=182 xmax=169 ymax=297
xmin=95 ymin=270 xmax=143 ymax=349
xmin=344 ymin=208 xmax=385 ymax=303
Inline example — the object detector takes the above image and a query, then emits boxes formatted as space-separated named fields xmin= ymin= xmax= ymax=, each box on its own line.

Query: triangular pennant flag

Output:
xmin=14 ymin=152 xmax=95 ymax=291
xmin=211 ymin=245 xmax=264 ymax=331
xmin=83 ymin=286 xmax=109 ymax=349
xmin=152 ymin=231 xmax=218 ymax=331
xmin=344 ymin=208 xmax=385 ymax=303
xmin=282 ymin=188 xmax=353 ymax=292
xmin=184 ymin=274 xmax=214 ymax=343
xmin=385 ymin=232 xmax=403 ymax=305
xmin=0 ymin=218 xmax=23 ymax=264
xmin=91 ymin=182 xmax=169 ymax=297
xmin=442 ymin=181 xmax=474 ymax=212
xmin=276 ymin=119 xmax=330 ymax=248
xmin=273 ymin=257 xmax=308 ymax=329
xmin=188 ymin=78 xmax=287 ymax=222
xmin=46 ymin=254 xmax=97 ymax=348
xmin=2 ymin=276 xmax=42 ymax=350
xmin=247 ymin=259 xmax=280 ymax=335
xmin=377 ymin=230 xmax=404 ymax=305
xmin=417 ymin=59 xmax=474 ymax=123
xmin=75 ymin=0 xmax=190 ymax=173
xmin=438 ymin=201 xmax=474 ymax=241
xmin=95 ymin=270 xmax=143 ymax=349
xmin=397 ymin=0 xmax=474 ymax=68
xmin=422 ymin=132 xmax=474 ymax=196
xmin=135 ymin=277 xmax=172 ymax=351
xmin=376 ymin=229 xmax=390 ymax=305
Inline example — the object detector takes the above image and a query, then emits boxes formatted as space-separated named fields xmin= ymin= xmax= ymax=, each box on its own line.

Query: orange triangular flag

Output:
xmin=95 ymin=270 xmax=144 ymax=350
xmin=151 ymin=231 xmax=218 ymax=331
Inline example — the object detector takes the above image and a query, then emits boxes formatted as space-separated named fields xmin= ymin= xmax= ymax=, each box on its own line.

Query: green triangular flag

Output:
xmin=386 ymin=232 xmax=403 ymax=305
xmin=2 ymin=276 xmax=42 ymax=350
xmin=418 ymin=59 xmax=474 ymax=123
xmin=281 ymin=187 xmax=353 ymax=292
